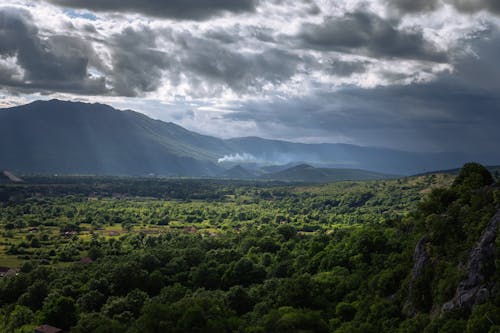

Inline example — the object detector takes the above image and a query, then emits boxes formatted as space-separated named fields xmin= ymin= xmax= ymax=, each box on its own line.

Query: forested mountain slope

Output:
xmin=0 ymin=100 xmax=226 ymax=176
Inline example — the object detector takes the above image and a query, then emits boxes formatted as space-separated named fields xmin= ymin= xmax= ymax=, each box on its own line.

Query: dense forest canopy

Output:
xmin=0 ymin=164 xmax=499 ymax=332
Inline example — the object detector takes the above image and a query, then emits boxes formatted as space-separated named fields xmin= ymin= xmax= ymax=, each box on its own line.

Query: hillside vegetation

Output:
xmin=0 ymin=164 xmax=499 ymax=332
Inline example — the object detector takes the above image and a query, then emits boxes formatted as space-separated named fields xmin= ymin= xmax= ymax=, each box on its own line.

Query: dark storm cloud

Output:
xmin=0 ymin=7 xmax=106 ymax=94
xmin=0 ymin=7 xmax=304 ymax=98
xmin=222 ymin=79 xmax=500 ymax=155
xmin=385 ymin=0 xmax=440 ymax=13
xmin=388 ymin=0 xmax=500 ymax=15
xmin=0 ymin=7 xmax=166 ymax=97
xmin=450 ymin=0 xmax=500 ymax=15
xmin=92 ymin=24 xmax=306 ymax=97
xmin=108 ymin=27 xmax=171 ymax=97
xmin=221 ymin=27 xmax=500 ymax=155
xmin=45 ymin=0 xmax=259 ymax=20
xmin=297 ymin=11 xmax=447 ymax=62
xmin=205 ymin=25 xmax=276 ymax=45
xmin=327 ymin=60 xmax=368 ymax=77
xmin=168 ymin=31 xmax=305 ymax=94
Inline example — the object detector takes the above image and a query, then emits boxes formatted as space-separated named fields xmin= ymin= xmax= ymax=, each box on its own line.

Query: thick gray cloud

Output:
xmin=219 ymin=27 xmax=500 ymax=155
xmin=327 ymin=60 xmax=369 ymax=77
xmin=298 ymin=11 xmax=446 ymax=62
xmin=0 ymin=8 xmax=304 ymax=98
xmin=175 ymin=32 xmax=303 ymax=94
xmin=386 ymin=0 xmax=439 ymax=13
xmin=388 ymin=0 xmax=500 ymax=15
xmin=221 ymin=79 xmax=500 ymax=155
xmin=450 ymin=0 xmax=500 ymax=15
xmin=108 ymin=27 xmax=170 ymax=97
xmin=0 ymin=7 xmax=106 ymax=94
xmin=45 ymin=0 xmax=258 ymax=20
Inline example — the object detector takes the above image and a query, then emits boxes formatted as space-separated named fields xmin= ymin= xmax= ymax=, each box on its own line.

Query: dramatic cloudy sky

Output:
xmin=0 ymin=0 xmax=499 ymax=155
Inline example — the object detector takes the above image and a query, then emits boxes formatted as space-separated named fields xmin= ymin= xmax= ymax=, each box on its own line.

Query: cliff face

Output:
xmin=442 ymin=210 xmax=500 ymax=312
xmin=404 ymin=236 xmax=430 ymax=317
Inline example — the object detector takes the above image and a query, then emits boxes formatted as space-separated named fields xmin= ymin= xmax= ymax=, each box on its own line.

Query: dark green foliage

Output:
xmin=0 ymin=163 xmax=498 ymax=332
xmin=277 ymin=224 xmax=297 ymax=241
xmin=335 ymin=302 xmax=357 ymax=321
xmin=227 ymin=286 xmax=253 ymax=315
xmin=72 ymin=313 xmax=124 ymax=333
xmin=41 ymin=296 xmax=77 ymax=330
xmin=262 ymin=307 xmax=329 ymax=333
xmin=466 ymin=303 xmax=500 ymax=333
xmin=4 ymin=305 xmax=34 ymax=332
xmin=418 ymin=188 xmax=457 ymax=216
xmin=18 ymin=280 xmax=48 ymax=310
xmin=453 ymin=162 xmax=494 ymax=190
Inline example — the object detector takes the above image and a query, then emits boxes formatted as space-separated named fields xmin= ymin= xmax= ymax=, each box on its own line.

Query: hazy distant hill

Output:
xmin=225 ymin=137 xmax=483 ymax=175
xmin=414 ymin=165 xmax=500 ymax=177
xmin=220 ymin=165 xmax=257 ymax=179
xmin=0 ymin=100 xmax=495 ymax=177
xmin=261 ymin=164 xmax=391 ymax=182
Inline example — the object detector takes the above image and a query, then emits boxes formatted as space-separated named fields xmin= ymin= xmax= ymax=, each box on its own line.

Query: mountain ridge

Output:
xmin=0 ymin=99 xmax=496 ymax=177
xmin=261 ymin=163 xmax=392 ymax=182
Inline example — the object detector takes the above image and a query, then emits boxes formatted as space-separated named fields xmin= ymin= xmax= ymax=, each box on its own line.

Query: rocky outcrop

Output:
xmin=404 ymin=235 xmax=430 ymax=317
xmin=442 ymin=210 xmax=500 ymax=312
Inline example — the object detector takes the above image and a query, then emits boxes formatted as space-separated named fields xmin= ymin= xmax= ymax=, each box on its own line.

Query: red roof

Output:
xmin=35 ymin=324 xmax=63 ymax=333
xmin=80 ymin=256 xmax=93 ymax=264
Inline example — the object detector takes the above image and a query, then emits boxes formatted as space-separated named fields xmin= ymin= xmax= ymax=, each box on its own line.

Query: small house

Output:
xmin=0 ymin=267 xmax=19 ymax=278
xmin=34 ymin=324 xmax=63 ymax=333
xmin=80 ymin=256 xmax=93 ymax=264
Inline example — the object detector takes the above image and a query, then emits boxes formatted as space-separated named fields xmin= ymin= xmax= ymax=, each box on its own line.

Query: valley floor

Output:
xmin=0 ymin=167 xmax=498 ymax=332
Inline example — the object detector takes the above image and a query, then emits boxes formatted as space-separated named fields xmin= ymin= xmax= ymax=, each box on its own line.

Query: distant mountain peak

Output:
xmin=13 ymin=99 xmax=118 ymax=115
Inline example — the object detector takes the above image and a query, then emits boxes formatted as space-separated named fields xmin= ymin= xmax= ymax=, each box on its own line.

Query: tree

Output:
xmin=227 ymin=286 xmax=253 ymax=315
xmin=18 ymin=281 xmax=47 ymax=310
xmin=41 ymin=296 xmax=77 ymax=330
xmin=176 ymin=304 xmax=206 ymax=333
xmin=72 ymin=313 xmax=124 ymax=333
xmin=223 ymin=258 xmax=266 ymax=287
xmin=453 ymin=163 xmax=494 ymax=190
xmin=277 ymin=225 xmax=297 ymax=241
xmin=77 ymin=290 xmax=105 ymax=312
xmin=336 ymin=302 xmax=357 ymax=322
xmin=6 ymin=305 xmax=34 ymax=333
xmin=262 ymin=307 xmax=329 ymax=333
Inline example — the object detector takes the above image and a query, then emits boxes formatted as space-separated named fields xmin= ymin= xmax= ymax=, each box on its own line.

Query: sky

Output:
xmin=0 ymin=0 xmax=499 ymax=154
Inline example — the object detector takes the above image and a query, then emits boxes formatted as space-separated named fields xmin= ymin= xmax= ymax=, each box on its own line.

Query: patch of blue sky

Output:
xmin=64 ymin=9 xmax=97 ymax=21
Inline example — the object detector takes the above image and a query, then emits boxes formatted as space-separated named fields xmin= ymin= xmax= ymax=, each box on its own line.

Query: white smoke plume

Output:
xmin=217 ymin=153 xmax=259 ymax=163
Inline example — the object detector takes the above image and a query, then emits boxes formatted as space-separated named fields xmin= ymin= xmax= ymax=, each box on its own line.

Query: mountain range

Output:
xmin=0 ymin=99 xmax=496 ymax=179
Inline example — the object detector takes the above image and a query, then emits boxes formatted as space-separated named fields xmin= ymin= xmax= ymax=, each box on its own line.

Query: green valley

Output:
xmin=0 ymin=164 xmax=498 ymax=332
